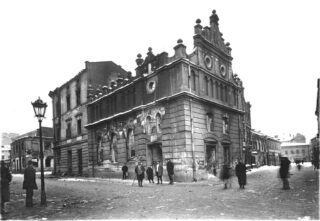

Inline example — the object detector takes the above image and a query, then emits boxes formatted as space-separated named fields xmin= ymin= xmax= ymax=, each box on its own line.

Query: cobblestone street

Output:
xmin=2 ymin=163 xmax=318 ymax=220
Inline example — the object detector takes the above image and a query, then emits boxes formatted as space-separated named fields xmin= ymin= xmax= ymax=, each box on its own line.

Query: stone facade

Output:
xmin=10 ymin=127 xmax=53 ymax=173
xmin=85 ymin=10 xmax=250 ymax=182
xmin=49 ymin=61 xmax=128 ymax=176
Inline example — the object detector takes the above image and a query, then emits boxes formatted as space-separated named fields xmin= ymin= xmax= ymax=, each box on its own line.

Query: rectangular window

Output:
xmin=66 ymin=94 xmax=71 ymax=111
xmin=222 ymin=114 xmax=229 ymax=134
xmin=77 ymin=119 xmax=82 ymax=135
xmin=206 ymin=113 xmax=214 ymax=132
xmin=131 ymin=149 xmax=135 ymax=157
xmin=66 ymin=122 xmax=71 ymax=139
xmin=76 ymin=87 xmax=81 ymax=106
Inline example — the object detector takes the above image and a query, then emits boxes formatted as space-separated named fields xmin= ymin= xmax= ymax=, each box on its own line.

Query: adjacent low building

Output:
xmin=10 ymin=127 xmax=53 ymax=173
xmin=250 ymin=130 xmax=281 ymax=167
xmin=49 ymin=61 xmax=128 ymax=175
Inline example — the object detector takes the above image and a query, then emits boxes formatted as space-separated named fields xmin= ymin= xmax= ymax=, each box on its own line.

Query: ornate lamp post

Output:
xmin=31 ymin=97 xmax=47 ymax=206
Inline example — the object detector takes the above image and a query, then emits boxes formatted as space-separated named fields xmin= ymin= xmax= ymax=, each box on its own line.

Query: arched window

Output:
xmin=210 ymin=79 xmax=214 ymax=98
xmin=220 ymin=84 xmax=224 ymax=101
xmin=204 ymin=76 xmax=209 ymax=96
xmin=191 ymin=70 xmax=196 ymax=91
xmin=225 ymin=86 xmax=229 ymax=103
xmin=215 ymin=81 xmax=219 ymax=99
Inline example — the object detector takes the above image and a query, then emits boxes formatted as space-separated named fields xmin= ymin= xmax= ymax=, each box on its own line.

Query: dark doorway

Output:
xmin=78 ymin=149 xmax=83 ymax=175
xmin=147 ymin=143 xmax=163 ymax=166
xmin=205 ymin=143 xmax=216 ymax=174
xmin=68 ymin=150 xmax=72 ymax=174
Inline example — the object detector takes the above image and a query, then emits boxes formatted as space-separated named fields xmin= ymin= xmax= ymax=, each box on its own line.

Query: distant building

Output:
xmin=49 ymin=61 xmax=128 ymax=175
xmin=280 ymin=142 xmax=311 ymax=162
xmin=251 ymin=130 xmax=281 ymax=166
xmin=1 ymin=133 xmax=19 ymax=163
xmin=266 ymin=136 xmax=281 ymax=165
xmin=85 ymin=10 xmax=250 ymax=181
xmin=10 ymin=128 xmax=53 ymax=173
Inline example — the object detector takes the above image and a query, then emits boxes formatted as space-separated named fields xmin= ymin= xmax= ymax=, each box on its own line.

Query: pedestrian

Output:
xmin=134 ymin=161 xmax=145 ymax=187
xmin=279 ymin=157 xmax=291 ymax=190
xmin=1 ymin=161 xmax=12 ymax=214
xmin=146 ymin=166 xmax=154 ymax=183
xmin=23 ymin=160 xmax=38 ymax=207
xmin=122 ymin=164 xmax=128 ymax=180
xmin=219 ymin=164 xmax=231 ymax=189
xmin=235 ymin=160 xmax=247 ymax=189
xmin=166 ymin=159 xmax=174 ymax=184
xmin=155 ymin=161 xmax=163 ymax=184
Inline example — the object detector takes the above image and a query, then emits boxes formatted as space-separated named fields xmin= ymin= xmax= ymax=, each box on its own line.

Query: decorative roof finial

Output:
xmin=210 ymin=9 xmax=219 ymax=24
xmin=136 ymin=53 xmax=144 ymax=66
xmin=177 ymin=39 xmax=183 ymax=44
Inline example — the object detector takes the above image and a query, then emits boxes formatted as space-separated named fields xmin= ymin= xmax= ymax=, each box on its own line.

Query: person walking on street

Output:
xmin=23 ymin=160 xmax=38 ymax=207
xmin=279 ymin=157 xmax=291 ymax=190
xmin=1 ymin=161 xmax=12 ymax=214
xmin=235 ymin=160 xmax=247 ymax=189
xmin=155 ymin=161 xmax=163 ymax=184
xmin=146 ymin=166 xmax=154 ymax=183
xmin=220 ymin=164 xmax=231 ymax=189
xmin=135 ymin=161 xmax=145 ymax=187
xmin=122 ymin=164 xmax=128 ymax=180
xmin=166 ymin=159 xmax=174 ymax=184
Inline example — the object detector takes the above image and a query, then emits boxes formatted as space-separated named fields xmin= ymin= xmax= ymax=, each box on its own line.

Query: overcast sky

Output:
xmin=0 ymin=0 xmax=319 ymax=141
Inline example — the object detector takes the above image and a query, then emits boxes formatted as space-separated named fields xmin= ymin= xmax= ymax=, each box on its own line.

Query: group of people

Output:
xmin=1 ymin=160 xmax=38 ymax=215
xmin=122 ymin=160 xmax=174 ymax=187
xmin=219 ymin=160 xmax=247 ymax=190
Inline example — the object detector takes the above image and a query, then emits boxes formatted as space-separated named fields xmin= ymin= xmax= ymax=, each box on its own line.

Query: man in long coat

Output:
xmin=134 ymin=161 xmax=145 ymax=187
xmin=279 ymin=157 xmax=291 ymax=190
xmin=1 ymin=161 xmax=12 ymax=214
xmin=235 ymin=160 xmax=247 ymax=189
xmin=23 ymin=161 xmax=38 ymax=207
xmin=146 ymin=166 xmax=154 ymax=183
xmin=166 ymin=159 xmax=174 ymax=184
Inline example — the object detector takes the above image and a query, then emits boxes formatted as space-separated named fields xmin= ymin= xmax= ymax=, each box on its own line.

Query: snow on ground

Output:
xmin=247 ymin=165 xmax=279 ymax=175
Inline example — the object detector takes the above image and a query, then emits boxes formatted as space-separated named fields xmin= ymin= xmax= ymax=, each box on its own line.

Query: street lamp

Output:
xmin=31 ymin=97 xmax=47 ymax=206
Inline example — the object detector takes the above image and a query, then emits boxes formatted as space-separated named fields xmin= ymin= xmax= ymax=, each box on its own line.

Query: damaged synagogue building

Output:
xmin=85 ymin=10 xmax=251 ymax=182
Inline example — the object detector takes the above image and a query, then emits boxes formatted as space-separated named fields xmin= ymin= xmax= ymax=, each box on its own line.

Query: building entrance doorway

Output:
xmin=147 ymin=143 xmax=163 ymax=166
xmin=205 ymin=143 xmax=216 ymax=174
